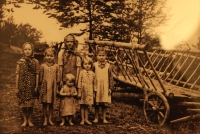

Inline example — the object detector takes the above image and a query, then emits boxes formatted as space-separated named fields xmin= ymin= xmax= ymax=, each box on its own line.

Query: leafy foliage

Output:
xmin=0 ymin=0 xmax=6 ymax=20
xmin=0 ymin=16 xmax=43 ymax=49
xmin=41 ymin=0 xmax=168 ymax=46
xmin=11 ymin=23 xmax=43 ymax=47
xmin=0 ymin=16 xmax=17 ymax=46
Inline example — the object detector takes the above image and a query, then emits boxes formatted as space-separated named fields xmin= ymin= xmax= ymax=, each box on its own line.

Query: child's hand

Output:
xmin=108 ymin=89 xmax=112 ymax=95
xmin=93 ymin=91 xmax=96 ymax=99
xmin=71 ymin=91 xmax=77 ymax=97
xmin=15 ymin=88 xmax=18 ymax=94
xmin=56 ymin=89 xmax=60 ymax=94
xmin=34 ymin=87 xmax=38 ymax=93
xmin=60 ymin=81 xmax=63 ymax=87
xmin=66 ymin=92 xmax=70 ymax=96
xmin=77 ymin=93 xmax=81 ymax=99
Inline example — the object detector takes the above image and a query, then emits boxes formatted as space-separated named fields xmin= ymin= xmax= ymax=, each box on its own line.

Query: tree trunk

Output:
xmin=87 ymin=0 xmax=93 ymax=52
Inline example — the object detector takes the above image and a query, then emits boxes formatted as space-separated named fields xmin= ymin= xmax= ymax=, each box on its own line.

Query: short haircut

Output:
xmin=44 ymin=47 xmax=57 ymax=57
xmin=81 ymin=56 xmax=93 ymax=69
xmin=96 ymin=46 xmax=106 ymax=55
xmin=65 ymin=73 xmax=75 ymax=81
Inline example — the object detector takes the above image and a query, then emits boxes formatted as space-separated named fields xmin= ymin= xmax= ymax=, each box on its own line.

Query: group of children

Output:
xmin=15 ymin=34 xmax=114 ymax=127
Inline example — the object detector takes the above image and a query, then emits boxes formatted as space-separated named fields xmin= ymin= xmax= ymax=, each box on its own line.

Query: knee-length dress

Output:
xmin=94 ymin=62 xmax=114 ymax=104
xmin=78 ymin=70 xmax=97 ymax=105
xmin=60 ymin=85 xmax=77 ymax=116
xmin=39 ymin=63 xmax=60 ymax=104
xmin=16 ymin=57 xmax=39 ymax=107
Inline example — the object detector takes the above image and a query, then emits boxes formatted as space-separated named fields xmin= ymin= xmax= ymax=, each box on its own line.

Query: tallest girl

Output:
xmin=58 ymin=34 xmax=81 ymax=89
xmin=58 ymin=34 xmax=81 ymax=86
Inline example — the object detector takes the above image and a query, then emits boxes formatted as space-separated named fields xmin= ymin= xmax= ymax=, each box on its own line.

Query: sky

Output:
xmin=156 ymin=0 xmax=200 ymax=49
xmin=4 ymin=2 xmax=88 ymax=48
xmin=3 ymin=0 xmax=200 ymax=50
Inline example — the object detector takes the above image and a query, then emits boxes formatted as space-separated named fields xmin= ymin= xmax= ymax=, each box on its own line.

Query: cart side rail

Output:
xmin=137 ymin=47 xmax=200 ymax=92
xmin=85 ymin=40 xmax=167 ymax=94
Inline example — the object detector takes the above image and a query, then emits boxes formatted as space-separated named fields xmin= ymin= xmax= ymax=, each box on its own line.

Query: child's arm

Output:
xmin=35 ymin=60 xmax=40 ymax=93
xmin=56 ymin=64 xmax=60 ymax=93
xmin=78 ymin=88 xmax=81 ymax=98
xmin=93 ymin=73 xmax=97 ymax=99
xmin=59 ymin=87 xmax=70 ymax=96
xmin=59 ymin=65 xmax=63 ymax=87
xmin=39 ymin=64 xmax=44 ymax=85
xmin=35 ymin=74 xmax=39 ymax=93
xmin=77 ymin=71 xmax=83 ymax=98
xmin=75 ymin=56 xmax=81 ymax=87
xmin=16 ymin=64 xmax=19 ymax=89
xmin=108 ymin=65 xmax=114 ymax=95
xmin=75 ymin=66 xmax=80 ymax=87
xmin=71 ymin=87 xmax=78 ymax=97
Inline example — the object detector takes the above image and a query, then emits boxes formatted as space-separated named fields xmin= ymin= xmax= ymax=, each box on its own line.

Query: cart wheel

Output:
xmin=143 ymin=91 xmax=170 ymax=127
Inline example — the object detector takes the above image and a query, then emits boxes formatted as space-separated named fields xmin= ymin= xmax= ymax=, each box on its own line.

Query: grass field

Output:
xmin=0 ymin=51 xmax=199 ymax=134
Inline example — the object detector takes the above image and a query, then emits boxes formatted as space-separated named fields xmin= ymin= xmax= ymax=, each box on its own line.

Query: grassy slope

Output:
xmin=0 ymin=51 xmax=199 ymax=134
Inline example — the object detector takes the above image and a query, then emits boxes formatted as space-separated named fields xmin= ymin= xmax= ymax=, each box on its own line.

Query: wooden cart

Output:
xmin=85 ymin=40 xmax=200 ymax=127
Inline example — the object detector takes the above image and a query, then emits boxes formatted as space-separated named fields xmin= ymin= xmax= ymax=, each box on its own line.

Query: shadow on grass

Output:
xmin=112 ymin=92 xmax=143 ymax=108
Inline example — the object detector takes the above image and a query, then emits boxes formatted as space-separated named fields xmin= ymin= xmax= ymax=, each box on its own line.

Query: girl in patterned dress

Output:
xmin=16 ymin=42 xmax=39 ymax=127
xmin=78 ymin=56 xmax=97 ymax=125
xmin=39 ymin=47 xmax=60 ymax=126
xmin=93 ymin=47 xmax=114 ymax=123
xmin=59 ymin=73 xmax=78 ymax=126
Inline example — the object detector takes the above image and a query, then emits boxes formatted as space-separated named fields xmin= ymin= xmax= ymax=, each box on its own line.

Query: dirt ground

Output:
xmin=0 ymin=51 xmax=199 ymax=134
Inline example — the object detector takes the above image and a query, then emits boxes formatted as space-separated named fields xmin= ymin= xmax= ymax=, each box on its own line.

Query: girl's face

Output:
xmin=65 ymin=35 xmax=74 ymax=50
xmin=83 ymin=60 xmax=91 ymax=71
xmin=23 ymin=44 xmax=33 ymax=57
xmin=97 ymin=51 xmax=106 ymax=62
xmin=45 ymin=51 xmax=55 ymax=63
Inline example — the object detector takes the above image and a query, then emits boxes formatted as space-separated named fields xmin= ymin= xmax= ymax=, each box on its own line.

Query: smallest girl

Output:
xmin=78 ymin=56 xmax=97 ymax=125
xmin=39 ymin=47 xmax=60 ymax=126
xmin=59 ymin=73 xmax=78 ymax=126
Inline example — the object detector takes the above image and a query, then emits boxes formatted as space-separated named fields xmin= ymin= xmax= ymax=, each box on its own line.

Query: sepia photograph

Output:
xmin=0 ymin=0 xmax=200 ymax=133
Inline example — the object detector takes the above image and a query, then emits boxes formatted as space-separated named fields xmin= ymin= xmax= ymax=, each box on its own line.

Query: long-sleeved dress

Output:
xmin=59 ymin=85 xmax=77 ymax=116
xmin=39 ymin=63 xmax=60 ymax=104
xmin=78 ymin=70 xmax=97 ymax=105
xmin=16 ymin=57 xmax=39 ymax=107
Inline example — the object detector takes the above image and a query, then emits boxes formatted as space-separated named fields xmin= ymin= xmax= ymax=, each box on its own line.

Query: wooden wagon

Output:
xmin=85 ymin=40 xmax=200 ymax=127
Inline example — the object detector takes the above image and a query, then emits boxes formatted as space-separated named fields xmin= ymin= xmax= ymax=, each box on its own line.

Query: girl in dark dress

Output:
xmin=16 ymin=42 xmax=39 ymax=127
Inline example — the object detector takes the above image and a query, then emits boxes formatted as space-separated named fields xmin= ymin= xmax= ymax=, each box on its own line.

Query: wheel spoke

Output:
xmin=157 ymin=113 xmax=162 ymax=123
xmin=143 ymin=92 xmax=170 ymax=127
xmin=147 ymin=101 xmax=155 ymax=107
xmin=158 ymin=111 xmax=165 ymax=118
xmin=149 ymin=112 xmax=156 ymax=121
xmin=157 ymin=99 xmax=163 ymax=107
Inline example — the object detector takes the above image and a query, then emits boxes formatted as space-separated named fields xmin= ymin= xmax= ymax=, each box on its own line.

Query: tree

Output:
xmin=0 ymin=17 xmax=17 ymax=46
xmin=11 ymin=23 xmax=43 ymax=48
xmin=41 ymin=0 xmax=169 ymax=47
xmin=0 ymin=16 xmax=43 ymax=48
xmin=0 ymin=0 xmax=5 ymax=20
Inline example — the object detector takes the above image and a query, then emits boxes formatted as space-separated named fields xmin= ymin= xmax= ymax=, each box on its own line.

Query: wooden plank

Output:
xmin=152 ymin=47 xmax=200 ymax=54
xmin=170 ymin=114 xmax=200 ymax=124
xmin=113 ymin=74 xmax=200 ymax=97
xmin=85 ymin=40 xmax=147 ymax=50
